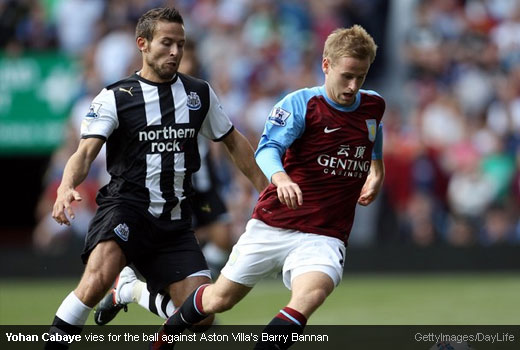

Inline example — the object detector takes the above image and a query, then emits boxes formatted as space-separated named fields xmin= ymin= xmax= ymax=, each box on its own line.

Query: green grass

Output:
xmin=1 ymin=273 xmax=519 ymax=325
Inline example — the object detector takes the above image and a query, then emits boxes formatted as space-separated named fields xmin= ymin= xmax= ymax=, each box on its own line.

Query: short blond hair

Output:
xmin=323 ymin=25 xmax=377 ymax=65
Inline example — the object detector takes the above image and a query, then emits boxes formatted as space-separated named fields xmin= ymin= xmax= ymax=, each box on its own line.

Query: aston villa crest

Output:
xmin=365 ymin=119 xmax=377 ymax=142
xmin=187 ymin=92 xmax=201 ymax=110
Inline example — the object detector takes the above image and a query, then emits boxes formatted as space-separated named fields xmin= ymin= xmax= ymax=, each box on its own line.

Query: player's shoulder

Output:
xmin=359 ymin=89 xmax=385 ymax=104
xmin=281 ymin=86 xmax=323 ymax=104
xmin=105 ymin=74 xmax=138 ymax=91
xmin=277 ymin=86 xmax=324 ymax=115
xmin=359 ymin=89 xmax=386 ymax=115
xmin=177 ymin=72 xmax=210 ymax=92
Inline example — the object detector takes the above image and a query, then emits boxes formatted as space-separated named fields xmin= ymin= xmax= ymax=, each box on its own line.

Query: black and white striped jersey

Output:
xmin=80 ymin=72 xmax=233 ymax=230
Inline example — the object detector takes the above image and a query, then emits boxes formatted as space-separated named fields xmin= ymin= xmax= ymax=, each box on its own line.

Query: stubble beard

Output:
xmin=148 ymin=58 xmax=177 ymax=81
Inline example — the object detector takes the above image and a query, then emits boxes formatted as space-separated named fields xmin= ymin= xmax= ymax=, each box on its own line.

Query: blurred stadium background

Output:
xmin=0 ymin=0 xmax=519 ymax=326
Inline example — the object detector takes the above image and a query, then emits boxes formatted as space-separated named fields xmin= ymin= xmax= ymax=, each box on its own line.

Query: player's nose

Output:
xmin=347 ymin=79 xmax=359 ymax=91
xmin=170 ymin=44 xmax=182 ymax=57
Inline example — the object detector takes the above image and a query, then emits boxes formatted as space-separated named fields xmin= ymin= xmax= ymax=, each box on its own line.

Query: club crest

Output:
xmin=187 ymin=92 xmax=201 ymax=110
xmin=114 ymin=223 xmax=129 ymax=242
xmin=365 ymin=119 xmax=377 ymax=142
xmin=268 ymin=107 xmax=291 ymax=126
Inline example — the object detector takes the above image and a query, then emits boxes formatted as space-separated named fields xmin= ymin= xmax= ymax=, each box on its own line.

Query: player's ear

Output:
xmin=322 ymin=57 xmax=330 ymax=74
xmin=136 ymin=36 xmax=148 ymax=52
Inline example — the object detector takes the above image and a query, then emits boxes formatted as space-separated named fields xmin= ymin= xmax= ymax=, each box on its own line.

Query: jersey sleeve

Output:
xmin=199 ymin=84 xmax=233 ymax=141
xmin=80 ymin=88 xmax=118 ymax=140
xmin=372 ymin=123 xmax=384 ymax=160
xmin=255 ymin=91 xmax=307 ymax=181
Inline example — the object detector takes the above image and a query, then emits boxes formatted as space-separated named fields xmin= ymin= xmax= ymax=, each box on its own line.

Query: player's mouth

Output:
xmin=342 ymin=93 xmax=354 ymax=100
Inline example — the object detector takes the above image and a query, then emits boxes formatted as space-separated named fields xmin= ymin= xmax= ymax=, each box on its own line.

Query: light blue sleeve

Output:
xmin=255 ymin=89 xmax=311 ymax=182
xmin=371 ymin=123 xmax=384 ymax=160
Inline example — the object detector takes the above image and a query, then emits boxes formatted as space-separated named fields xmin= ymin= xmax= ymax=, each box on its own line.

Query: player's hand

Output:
xmin=271 ymin=172 xmax=303 ymax=209
xmin=358 ymin=159 xmax=384 ymax=206
xmin=52 ymin=187 xmax=82 ymax=226
xmin=357 ymin=175 xmax=380 ymax=206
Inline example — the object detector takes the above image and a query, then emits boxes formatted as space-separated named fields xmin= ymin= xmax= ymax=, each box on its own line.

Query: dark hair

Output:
xmin=135 ymin=7 xmax=184 ymax=41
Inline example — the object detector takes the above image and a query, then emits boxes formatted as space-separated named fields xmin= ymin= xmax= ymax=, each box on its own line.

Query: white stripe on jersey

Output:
xmin=172 ymin=79 xmax=189 ymax=124
xmin=139 ymin=81 xmax=161 ymax=126
xmin=146 ymin=153 xmax=164 ymax=217
xmin=141 ymin=81 xmax=163 ymax=217
xmin=140 ymin=78 xmax=189 ymax=219
xmin=171 ymin=153 xmax=186 ymax=220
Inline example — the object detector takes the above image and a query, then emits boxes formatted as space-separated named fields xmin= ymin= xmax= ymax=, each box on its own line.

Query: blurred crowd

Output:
xmin=385 ymin=0 xmax=520 ymax=247
xmin=2 ymin=0 xmax=518 ymax=248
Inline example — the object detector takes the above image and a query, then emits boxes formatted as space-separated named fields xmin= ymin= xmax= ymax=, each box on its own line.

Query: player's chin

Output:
xmin=343 ymin=97 xmax=355 ymax=105
xmin=161 ymin=64 xmax=178 ymax=76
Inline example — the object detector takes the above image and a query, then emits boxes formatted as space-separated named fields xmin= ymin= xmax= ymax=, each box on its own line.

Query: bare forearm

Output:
xmin=223 ymin=131 xmax=269 ymax=193
xmin=229 ymin=144 xmax=268 ymax=193
xmin=370 ymin=159 xmax=385 ymax=186
xmin=53 ymin=138 xmax=103 ymax=225
xmin=58 ymin=151 xmax=91 ymax=190
xmin=358 ymin=159 xmax=385 ymax=206
xmin=58 ymin=138 xmax=103 ymax=191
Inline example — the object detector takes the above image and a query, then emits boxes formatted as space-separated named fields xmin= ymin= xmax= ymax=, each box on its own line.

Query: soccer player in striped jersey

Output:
xmin=151 ymin=25 xmax=386 ymax=350
xmin=45 ymin=7 xmax=268 ymax=349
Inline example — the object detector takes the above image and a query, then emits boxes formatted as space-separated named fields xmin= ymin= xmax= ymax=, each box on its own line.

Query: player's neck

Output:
xmin=323 ymin=85 xmax=358 ymax=110
xmin=138 ymin=67 xmax=176 ymax=84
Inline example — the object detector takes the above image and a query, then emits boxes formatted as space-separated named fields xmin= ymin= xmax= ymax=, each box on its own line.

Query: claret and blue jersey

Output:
xmin=253 ymin=85 xmax=385 ymax=243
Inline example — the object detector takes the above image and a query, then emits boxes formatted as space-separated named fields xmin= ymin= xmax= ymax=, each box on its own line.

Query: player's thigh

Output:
xmin=282 ymin=234 xmax=346 ymax=289
xmin=81 ymin=205 xmax=151 ymax=265
xmin=220 ymin=219 xmax=289 ymax=287
xmin=133 ymin=231 xmax=210 ymax=296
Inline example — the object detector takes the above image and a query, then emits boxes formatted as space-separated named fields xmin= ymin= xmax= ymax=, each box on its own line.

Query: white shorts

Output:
xmin=221 ymin=219 xmax=346 ymax=289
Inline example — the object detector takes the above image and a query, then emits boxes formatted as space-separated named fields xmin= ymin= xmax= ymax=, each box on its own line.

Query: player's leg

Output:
xmin=254 ymin=272 xmax=334 ymax=350
xmin=132 ymin=229 xmax=217 ymax=349
xmin=151 ymin=275 xmax=252 ymax=350
xmin=167 ymin=274 xmax=252 ymax=327
xmin=95 ymin=266 xmax=178 ymax=325
xmin=192 ymin=188 xmax=232 ymax=278
xmin=94 ymin=239 xmax=229 ymax=325
xmin=45 ymin=240 xmax=126 ymax=349
xmin=95 ymin=265 xmax=243 ymax=326
xmin=151 ymin=218 xmax=284 ymax=349
xmin=254 ymin=233 xmax=345 ymax=350
xmin=200 ymin=221 xmax=232 ymax=277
